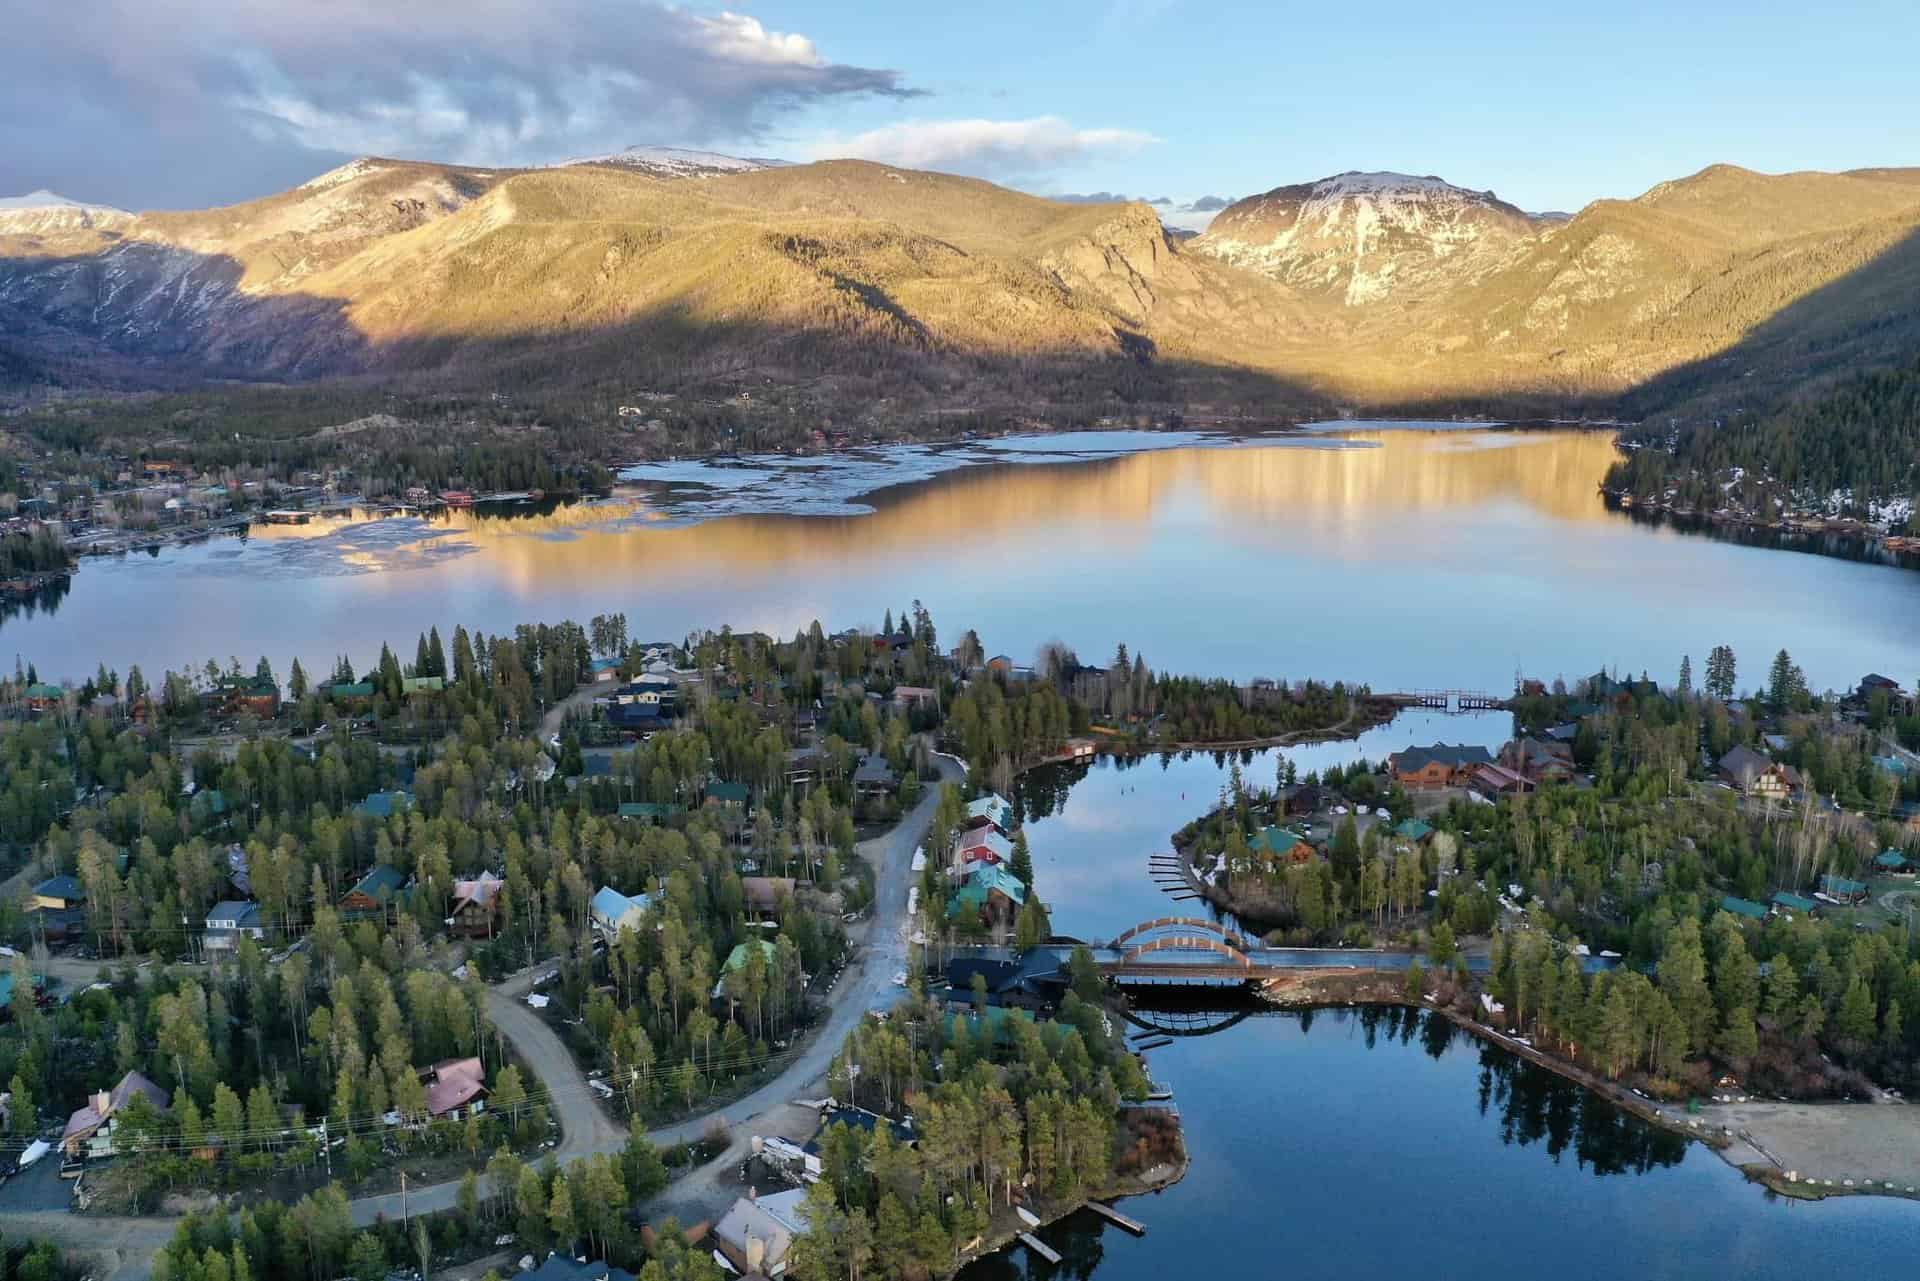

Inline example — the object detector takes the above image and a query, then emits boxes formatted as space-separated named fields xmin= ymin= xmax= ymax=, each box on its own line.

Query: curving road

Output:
xmin=350 ymin=751 xmax=956 ymax=1224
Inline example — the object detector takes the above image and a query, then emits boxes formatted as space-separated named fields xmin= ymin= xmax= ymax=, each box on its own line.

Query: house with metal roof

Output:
xmin=1818 ymin=873 xmax=1869 ymax=904
xmin=714 ymin=1186 xmax=810 ymax=1277
xmin=450 ymin=872 xmax=504 ymax=938
xmin=60 ymin=1070 xmax=170 ymax=1157
xmin=1875 ymin=849 xmax=1913 ymax=873
xmin=1389 ymin=743 xmax=1495 ymax=789
xmin=340 ymin=864 xmax=408 ymax=917
xmin=204 ymin=901 xmax=265 ymax=954
xmin=1249 ymin=826 xmax=1310 ymax=862
xmin=591 ymin=886 xmax=653 ymax=938
xmin=1719 ymin=895 xmax=1768 ymax=921
xmin=1394 ymin=818 xmax=1436 ymax=844
xmin=354 ymin=790 xmax=413 ymax=819
xmin=948 ymin=864 xmax=1028 ymax=926
xmin=1770 ymin=891 xmax=1817 ymax=915
xmin=965 ymin=793 xmax=1015 ymax=835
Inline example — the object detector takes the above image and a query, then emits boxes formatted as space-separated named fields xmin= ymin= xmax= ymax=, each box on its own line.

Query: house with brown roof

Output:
xmin=449 ymin=872 xmax=504 ymax=938
xmin=1502 ymin=736 xmax=1574 ymax=783
xmin=741 ymin=876 xmax=797 ymax=917
xmin=1389 ymin=744 xmax=1494 ymax=789
xmin=60 ymin=1070 xmax=170 ymax=1157
xmin=1718 ymin=746 xmax=1799 ymax=800
xmin=422 ymin=1057 xmax=488 ymax=1119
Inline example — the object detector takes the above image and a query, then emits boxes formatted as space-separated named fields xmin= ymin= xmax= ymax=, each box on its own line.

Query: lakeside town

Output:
xmin=0 ymin=606 xmax=1916 ymax=1280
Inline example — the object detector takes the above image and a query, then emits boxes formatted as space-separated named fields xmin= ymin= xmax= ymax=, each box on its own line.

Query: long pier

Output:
xmin=1387 ymin=689 xmax=1510 ymax=713
xmin=1085 ymin=1201 xmax=1146 ymax=1235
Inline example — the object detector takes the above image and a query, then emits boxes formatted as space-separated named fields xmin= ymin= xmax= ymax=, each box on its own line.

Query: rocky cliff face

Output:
xmin=1192 ymin=171 xmax=1540 ymax=304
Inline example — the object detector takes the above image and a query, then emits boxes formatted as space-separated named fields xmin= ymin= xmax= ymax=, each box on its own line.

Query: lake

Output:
xmin=962 ymin=749 xmax=1920 ymax=1281
xmin=7 ymin=425 xmax=1920 ymax=691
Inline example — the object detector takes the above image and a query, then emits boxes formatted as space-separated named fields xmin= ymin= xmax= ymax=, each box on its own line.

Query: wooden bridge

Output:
xmin=1388 ymin=689 xmax=1510 ymax=713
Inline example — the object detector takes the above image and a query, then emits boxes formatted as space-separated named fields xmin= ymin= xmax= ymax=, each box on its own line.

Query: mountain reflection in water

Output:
xmin=7 ymin=428 xmax=1920 ymax=689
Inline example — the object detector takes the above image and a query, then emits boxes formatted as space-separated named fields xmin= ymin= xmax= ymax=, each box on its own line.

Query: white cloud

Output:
xmin=807 ymin=116 xmax=1157 ymax=179
xmin=1 ymin=0 xmax=919 ymax=205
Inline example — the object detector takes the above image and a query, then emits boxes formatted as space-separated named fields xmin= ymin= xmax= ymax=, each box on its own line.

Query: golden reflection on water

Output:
xmin=251 ymin=429 xmax=1622 ymax=590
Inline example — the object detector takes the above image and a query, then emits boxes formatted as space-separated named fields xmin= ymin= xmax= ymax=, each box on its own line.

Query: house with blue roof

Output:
xmin=591 ymin=886 xmax=653 ymax=938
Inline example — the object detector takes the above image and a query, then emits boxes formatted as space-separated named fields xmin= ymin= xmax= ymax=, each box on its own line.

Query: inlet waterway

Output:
xmin=7 ymin=426 xmax=1920 ymax=689
xmin=964 ymin=744 xmax=1920 ymax=1280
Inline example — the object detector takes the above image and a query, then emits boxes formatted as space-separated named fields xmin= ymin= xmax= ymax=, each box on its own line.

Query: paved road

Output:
xmin=24 ymin=751 xmax=957 ymax=1268
xmin=351 ymin=750 xmax=955 ymax=1224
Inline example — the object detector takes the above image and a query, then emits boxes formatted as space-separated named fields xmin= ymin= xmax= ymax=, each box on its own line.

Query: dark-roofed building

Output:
xmin=354 ymin=790 xmax=414 ymax=819
xmin=60 ymin=1070 xmax=170 ymax=1157
xmin=28 ymin=875 xmax=88 ymax=942
xmin=422 ymin=1057 xmax=488 ymax=1119
xmin=1503 ymin=736 xmax=1574 ymax=783
xmin=853 ymin=753 xmax=898 ymax=795
xmin=519 ymin=1257 xmax=636 ymax=1281
xmin=1717 ymin=746 xmax=1797 ymax=800
xmin=340 ymin=864 xmax=408 ymax=918
xmin=1390 ymin=743 xmax=1495 ymax=789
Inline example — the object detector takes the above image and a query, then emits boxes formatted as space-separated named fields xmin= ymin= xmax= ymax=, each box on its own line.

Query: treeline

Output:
xmin=790 ymin=977 xmax=1153 ymax=1279
xmin=1610 ymin=354 xmax=1920 ymax=524
xmin=0 ymin=526 xmax=69 ymax=578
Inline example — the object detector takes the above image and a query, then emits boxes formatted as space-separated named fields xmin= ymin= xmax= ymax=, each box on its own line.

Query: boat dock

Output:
xmin=1018 ymin=1233 xmax=1061 ymax=1264
xmin=1085 ymin=1201 xmax=1146 ymax=1235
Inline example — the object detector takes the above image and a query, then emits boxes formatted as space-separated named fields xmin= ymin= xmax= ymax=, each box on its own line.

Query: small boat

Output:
xmin=18 ymin=1139 xmax=50 ymax=1171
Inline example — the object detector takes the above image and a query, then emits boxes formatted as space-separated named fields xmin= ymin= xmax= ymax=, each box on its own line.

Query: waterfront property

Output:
xmin=1389 ymin=743 xmax=1494 ymax=789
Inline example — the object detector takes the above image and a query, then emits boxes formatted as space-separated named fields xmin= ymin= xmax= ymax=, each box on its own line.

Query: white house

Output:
xmin=591 ymin=886 xmax=653 ymax=938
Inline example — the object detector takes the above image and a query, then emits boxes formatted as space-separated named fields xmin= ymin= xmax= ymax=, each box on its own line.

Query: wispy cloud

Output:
xmin=806 ymin=116 xmax=1157 ymax=180
xmin=0 ymin=2 xmax=919 ymax=207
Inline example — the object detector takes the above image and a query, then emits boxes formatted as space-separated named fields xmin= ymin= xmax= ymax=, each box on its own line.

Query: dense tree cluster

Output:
xmin=1609 ymin=354 xmax=1920 ymax=526
xmin=791 ymin=982 xmax=1152 ymax=1279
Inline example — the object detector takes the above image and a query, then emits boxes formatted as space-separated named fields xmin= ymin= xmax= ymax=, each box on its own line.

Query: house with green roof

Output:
xmin=1719 ymin=895 xmax=1768 ymax=921
xmin=354 ymin=790 xmax=414 ymax=819
xmin=1770 ymin=891 xmax=1816 ymax=915
xmin=1248 ymin=826 xmax=1308 ymax=861
xmin=341 ymin=864 xmax=410 ymax=918
xmin=703 ymin=780 xmax=750 ymax=810
xmin=947 ymin=864 xmax=1028 ymax=926
xmin=402 ymin=676 xmax=445 ymax=695
xmin=1819 ymin=874 xmax=1869 ymax=904
xmin=1874 ymin=849 xmax=1913 ymax=873
xmin=1394 ymin=818 xmax=1435 ymax=844
xmin=325 ymin=681 xmax=377 ymax=702
xmin=618 ymin=801 xmax=679 ymax=823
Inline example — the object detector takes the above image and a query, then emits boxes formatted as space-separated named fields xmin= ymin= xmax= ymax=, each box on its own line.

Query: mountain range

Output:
xmin=4 ymin=155 xmax=1920 ymax=426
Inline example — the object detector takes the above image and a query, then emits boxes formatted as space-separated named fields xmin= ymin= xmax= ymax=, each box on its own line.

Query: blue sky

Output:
xmin=5 ymin=0 xmax=1917 ymax=212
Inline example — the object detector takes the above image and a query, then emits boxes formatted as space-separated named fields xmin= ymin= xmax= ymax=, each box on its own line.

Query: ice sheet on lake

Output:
xmin=618 ymin=430 xmax=1363 ymax=521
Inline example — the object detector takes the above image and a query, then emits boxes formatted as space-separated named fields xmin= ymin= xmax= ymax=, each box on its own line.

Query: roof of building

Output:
xmin=1393 ymin=743 xmax=1494 ymax=773
xmin=592 ymin=886 xmax=652 ymax=924
xmin=520 ymin=1257 xmax=636 ymax=1281
xmin=1717 ymin=745 xmax=1777 ymax=784
xmin=207 ymin=900 xmax=261 ymax=927
xmin=582 ymin=754 xmax=616 ymax=777
xmin=1394 ymin=818 xmax=1435 ymax=843
xmin=425 ymin=1057 xmax=487 ymax=1116
xmin=741 ymin=876 xmax=797 ymax=912
xmin=32 ymin=874 xmax=85 ymax=902
xmin=715 ymin=1190 xmax=810 ymax=1270
xmin=705 ymin=780 xmax=750 ymax=804
xmin=1770 ymin=891 xmax=1817 ymax=912
xmin=452 ymin=872 xmax=503 ymax=911
xmin=1248 ymin=826 xmax=1303 ymax=856
xmin=966 ymin=794 xmax=1014 ymax=830
xmin=853 ymin=754 xmax=898 ymax=785
xmin=958 ymin=828 xmax=1013 ymax=861
xmin=949 ymin=864 xmax=1028 ymax=916
xmin=1876 ymin=849 xmax=1913 ymax=868
xmin=617 ymin=801 xmax=677 ymax=820
xmin=1820 ymin=874 xmax=1868 ymax=896
xmin=326 ymin=681 xmax=376 ymax=699
xmin=354 ymin=790 xmax=413 ymax=819
xmin=346 ymin=864 xmax=408 ymax=900
xmin=1719 ymin=895 xmax=1768 ymax=920
xmin=722 ymin=938 xmax=780 ymax=973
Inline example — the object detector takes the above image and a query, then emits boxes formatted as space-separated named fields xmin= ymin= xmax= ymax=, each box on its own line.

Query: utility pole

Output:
xmin=401 ymin=1170 xmax=409 ymax=1224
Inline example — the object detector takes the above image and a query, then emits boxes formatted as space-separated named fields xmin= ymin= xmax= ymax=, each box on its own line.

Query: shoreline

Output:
xmin=1252 ymin=970 xmax=1920 ymax=1205
xmin=949 ymin=1135 xmax=1191 ymax=1275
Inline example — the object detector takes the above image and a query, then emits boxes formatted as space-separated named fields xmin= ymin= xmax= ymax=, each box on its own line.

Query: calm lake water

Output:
xmin=963 ymin=749 xmax=1920 ymax=1281
xmin=7 ymin=426 xmax=1920 ymax=688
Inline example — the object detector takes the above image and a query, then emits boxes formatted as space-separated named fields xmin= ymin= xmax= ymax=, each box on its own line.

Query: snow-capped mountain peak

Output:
xmin=560 ymin=145 xmax=787 ymax=179
xmin=0 ymin=189 xmax=134 ymax=234
xmin=1192 ymin=171 xmax=1541 ymax=304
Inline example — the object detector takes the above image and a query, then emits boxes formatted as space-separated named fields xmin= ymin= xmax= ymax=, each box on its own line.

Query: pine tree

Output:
xmin=1677 ymin=655 xmax=1692 ymax=696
